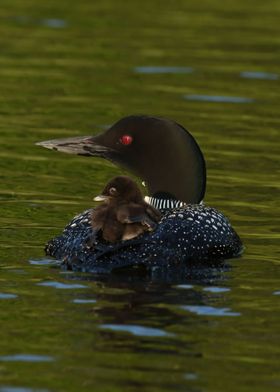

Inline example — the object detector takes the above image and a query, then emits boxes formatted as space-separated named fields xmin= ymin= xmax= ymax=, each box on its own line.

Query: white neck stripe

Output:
xmin=144 ymin=196 xmax=187 ymax=210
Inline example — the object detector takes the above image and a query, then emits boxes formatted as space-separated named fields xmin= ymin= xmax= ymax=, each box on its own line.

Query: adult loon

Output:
xmin=37 ymin=115 xmax=243 ymax=273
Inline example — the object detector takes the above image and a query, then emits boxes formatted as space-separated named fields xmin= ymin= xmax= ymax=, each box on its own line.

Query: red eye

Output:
xmin=120 ymin=135 xmax=133 ymax=145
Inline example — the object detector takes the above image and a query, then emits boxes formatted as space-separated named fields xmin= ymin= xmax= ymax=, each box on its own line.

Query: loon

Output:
xmin=91 ymin=175 xmax=161 ymax=242
xmin=37 ymin=115 xmax=243 ymax=273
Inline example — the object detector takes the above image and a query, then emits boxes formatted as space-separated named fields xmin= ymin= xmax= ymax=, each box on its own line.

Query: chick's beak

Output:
xmin=93 ymin=195 xmax=110 ymax=202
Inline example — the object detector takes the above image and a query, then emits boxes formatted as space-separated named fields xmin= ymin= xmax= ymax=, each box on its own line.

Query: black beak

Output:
xmin=36 ymin=135 xmax=111 ymax=157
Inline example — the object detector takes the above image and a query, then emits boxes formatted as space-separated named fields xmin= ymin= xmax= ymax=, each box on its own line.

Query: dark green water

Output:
xmin=0 ymin=1 xmax=279 ymax=391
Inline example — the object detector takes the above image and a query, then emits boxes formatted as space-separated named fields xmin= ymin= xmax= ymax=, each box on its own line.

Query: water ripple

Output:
xmin=100 ymin=324 xmax=173 ymax=337
xmin=240 ymin=71 xmax=278 ymax=80
xmin=12 ymin=15 xmax=67 ymax=29
xmin=72 ymin=299 xmax=96 ymax=304
xmin=181 ymin=305 xmax=240 ymax=316
xmin=0 ymin=354 xmax=54 ymax=362
xmin=39 ymin=19 xmax=67 ymax=28
xmin=184 ymin=373 xmax=198 ymax=381
xmin=203 ymin=287 xmax=230 ymax=293
xmin=0 ymin=387 xmax=49 ymax=392
xmin=176 ymin=284 xmax=194 ymax=289
xmin=37 ymin=281 xmax=87 ymax=289
xmin=183 ymin=94 xmax=254 ymax=103
xmin=0 ymin=293 xmax=18 ymax=299
xmin=29 ymin=259 xmax=60 ymax=266
xmin=134 ymin=66 xmax=193 ymax=74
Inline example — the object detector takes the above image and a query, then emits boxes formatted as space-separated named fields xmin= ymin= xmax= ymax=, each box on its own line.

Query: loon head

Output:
xmin=94 ymin=175 xmax=143 ymax=204
xmin=37 ymin=115 xmax=206 ymax=204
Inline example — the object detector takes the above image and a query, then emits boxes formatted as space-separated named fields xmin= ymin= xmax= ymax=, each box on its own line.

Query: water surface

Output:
xmin=0 ymin=1 xmax=279 ymax=391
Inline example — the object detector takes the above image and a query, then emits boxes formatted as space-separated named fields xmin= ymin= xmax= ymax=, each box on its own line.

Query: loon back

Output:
xmin=45 ymin=205 xmax=243 ymax=273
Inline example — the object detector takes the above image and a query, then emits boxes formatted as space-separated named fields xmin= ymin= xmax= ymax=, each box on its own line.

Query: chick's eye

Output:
xmin=119 ymin=135 xmax=133 ymax=145
xmin=109 ymin=187 xmax=117 ymax=195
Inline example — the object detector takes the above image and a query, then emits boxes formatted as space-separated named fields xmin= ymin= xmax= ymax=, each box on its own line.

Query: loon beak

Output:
xmin=36 ymin=136 xmax=111 ymax=157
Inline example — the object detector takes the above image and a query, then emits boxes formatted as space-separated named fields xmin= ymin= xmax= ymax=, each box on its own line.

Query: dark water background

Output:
xmin=0 ymin=1 xmax=279 ymax=391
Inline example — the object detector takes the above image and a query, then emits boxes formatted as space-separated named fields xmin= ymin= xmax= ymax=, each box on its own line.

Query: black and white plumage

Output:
xmin=37 ymin=115 xmax=243 ymax=273
xmin=45 ymin=203 xmax=242 ymax=273
xmin=144 ymin=196 xmax=187 ymax=210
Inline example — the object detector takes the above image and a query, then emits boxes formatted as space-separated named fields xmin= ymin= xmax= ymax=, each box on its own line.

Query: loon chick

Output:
xmin=37 ymin=115 xmax=243 ymax=273
xmin=91 ymin=176 xmax=161 ymax=242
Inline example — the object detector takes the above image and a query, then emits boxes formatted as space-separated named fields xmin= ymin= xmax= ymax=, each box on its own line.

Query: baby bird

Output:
xmin=91 ymin=176 xmax=162 ymax=243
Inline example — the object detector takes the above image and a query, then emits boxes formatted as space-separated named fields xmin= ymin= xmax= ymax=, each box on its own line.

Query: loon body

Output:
xmin=37 ymin=115 xmax=243 ymax=273
xmin=91 ymin=176 xmax=161 ymax=242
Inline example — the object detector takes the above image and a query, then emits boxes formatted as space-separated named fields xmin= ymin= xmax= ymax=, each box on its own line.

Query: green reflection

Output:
xmin=0 ymin=0 xmax=279 ymax=391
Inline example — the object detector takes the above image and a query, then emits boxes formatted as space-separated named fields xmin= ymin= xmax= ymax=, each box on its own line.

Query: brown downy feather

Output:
xmin=91 ymin=176 xmax=161 ymax=243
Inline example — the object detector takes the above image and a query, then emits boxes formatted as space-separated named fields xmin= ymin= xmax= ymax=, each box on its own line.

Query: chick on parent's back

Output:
xmin=91 ymin=176 xmax=162 ymax=243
